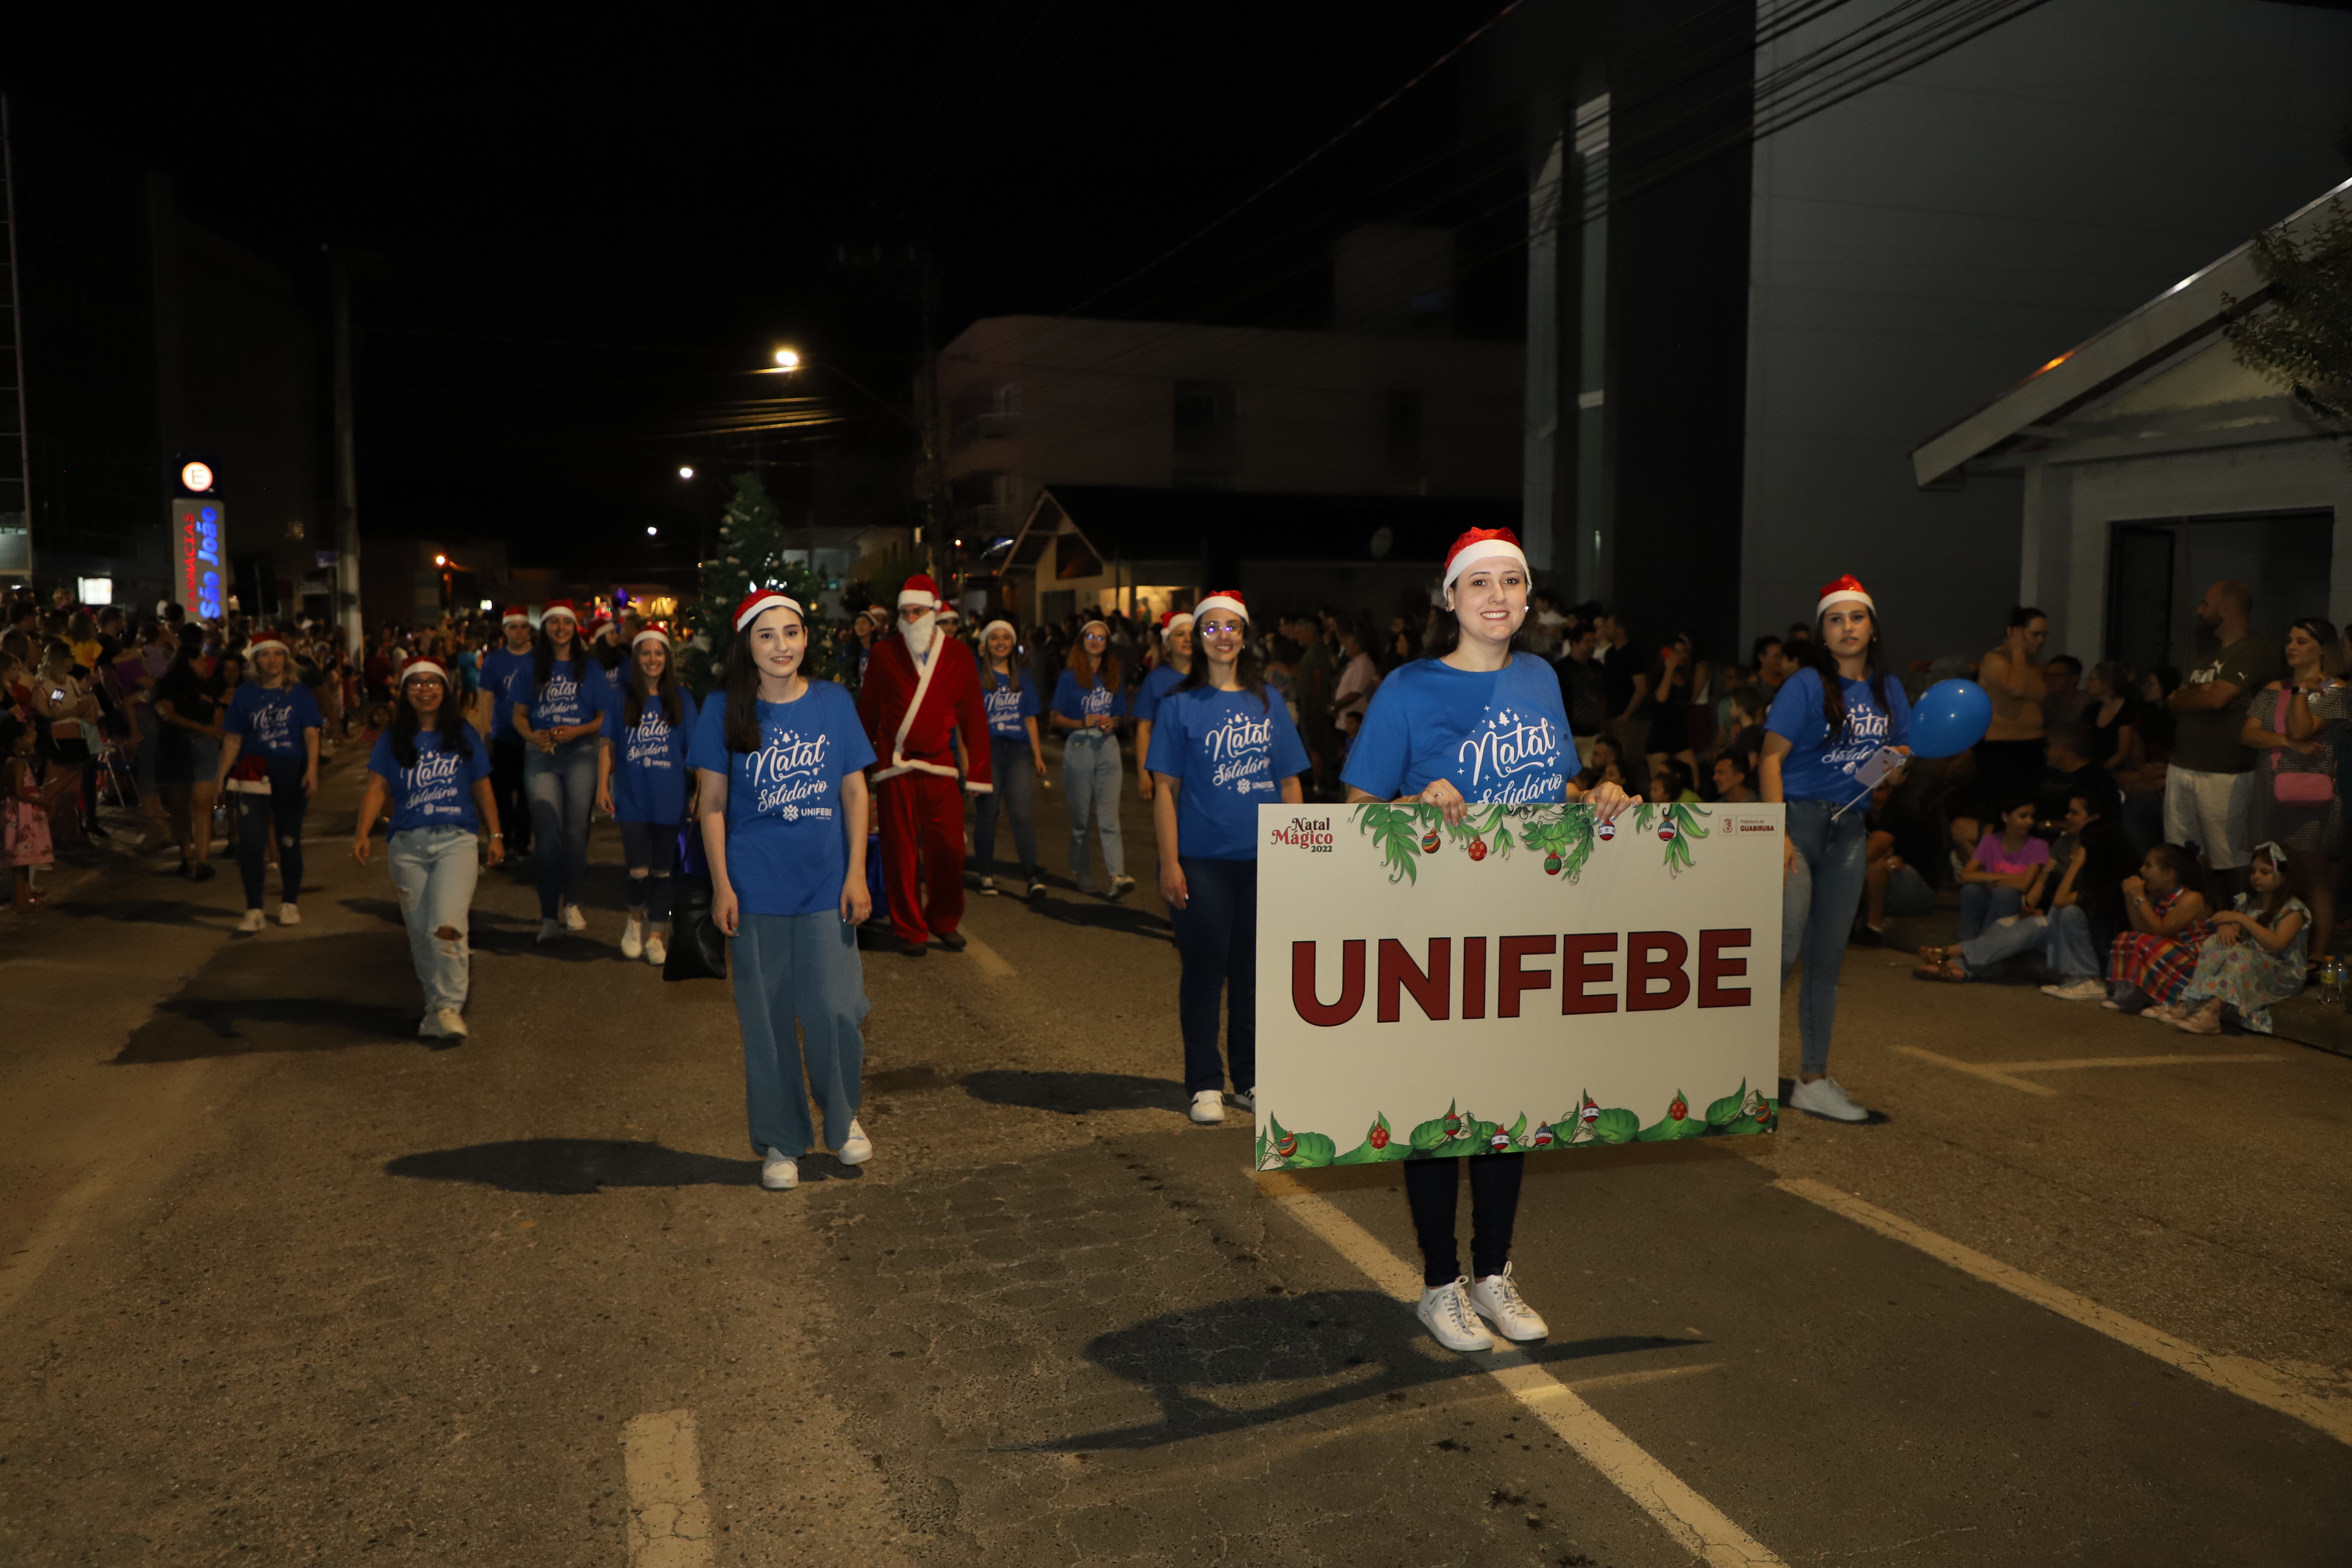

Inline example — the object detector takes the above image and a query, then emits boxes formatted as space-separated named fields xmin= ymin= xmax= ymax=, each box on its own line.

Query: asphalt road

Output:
xmin=2 ymin=735 xmax=2348 ymax=1566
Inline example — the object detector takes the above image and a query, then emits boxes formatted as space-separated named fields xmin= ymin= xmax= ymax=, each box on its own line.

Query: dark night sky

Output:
xmin=14 ymin=6 xmax=1530 ymax=578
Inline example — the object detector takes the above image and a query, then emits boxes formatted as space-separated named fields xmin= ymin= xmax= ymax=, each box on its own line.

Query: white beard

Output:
xmin=903 ymin=611 xmax=937 ymax=657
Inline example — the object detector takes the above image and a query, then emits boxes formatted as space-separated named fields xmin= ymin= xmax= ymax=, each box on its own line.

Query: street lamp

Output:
xmin=646 ymin=526 xmax=658 ymax=537
xmin=677 ymin=466 xmax=694 ymax=480
xmin=773 ymin=348 xmax=800 ymax=371
xmin=433 ymin=553 xmax=447 ymax=567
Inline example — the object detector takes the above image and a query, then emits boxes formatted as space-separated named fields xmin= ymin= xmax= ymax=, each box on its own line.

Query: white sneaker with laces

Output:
xmin=1467 ymin=1264 xmax=1548 ymax=1341
xmin=563 ymin=903 xmax=587 ymax=931
xmin=1189 ymin=1090 xmax=1226 ymax=1125
xmin=1109 ymin=873 xmax=1136 ymax=899
xmin=837 ymin=1119 xmax=873 ymax=1165
xmin=436 ymin=1008 xmax=469 ymax=1038
xmin=237 ymin=908 xmax=267 ymax=934
xmin=1416 ymin=1278 xmax=1494 ymax=1353
xmin=1787 ymin=1076 xmax=1870 ymax=1122
xmin=277 ymin=902 xmax=301 ymax=926
xmin=643 ymin=934 xmax=667 ymax=966
xmin=2041 ymin=977 xmax=2106 ymax=1001
xmin=418 ymin=1012 xmax=447 ymax=1039
xmin=761 ymin=1148 xmax=799 ymax=1190
xmin=620 ymin=917 xmax=643 ymax=959
xmin=1232 ymin=1088 xmax=1256 ymax=1113
xmin=980 ymin=876 xmax=1000 ymax=897
xmin=536 ymin=918 xmax=560 ymax=944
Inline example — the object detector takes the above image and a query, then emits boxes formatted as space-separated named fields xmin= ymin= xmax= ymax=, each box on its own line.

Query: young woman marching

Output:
xmin=975 ymin=619 xmax=1048 ymax=899
xmin=481 ymin=606 xmax=538 ymax=865
xmin=1147 ymin=591 xmax=1308 ymax=1125
xmin=213 ymin=634 xmax=323 ymax=932
xmin=1132 ymin=611 xmax=1193 ymax=804
xmin=512 ymin=600 xmax=611 ymax=943
xmin=1050 ymin=619 xmax=1136 ymax=898
xmin=352 ymin=659 xmax=502 ymax=1039
xmin=1759 ymin=574 xmax=1913 ymax=1123
xmin=1344 ymin=527 xmax=1632 ymax=1354
xmin=153 ymin=629 xmax=225 ymax=879
xmin=688 ymin=591 xmax=877 ymax=1193
xmin=597 ymin=624 xmax=699 ymax=966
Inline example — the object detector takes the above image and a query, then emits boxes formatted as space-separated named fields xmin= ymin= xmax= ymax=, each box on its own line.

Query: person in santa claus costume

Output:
xmin=855 ymin=574 xmax=994 ymax=956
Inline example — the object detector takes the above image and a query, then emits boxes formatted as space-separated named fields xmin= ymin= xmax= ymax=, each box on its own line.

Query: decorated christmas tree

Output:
xmin=681 ymin=472 xmax=836 ymax=695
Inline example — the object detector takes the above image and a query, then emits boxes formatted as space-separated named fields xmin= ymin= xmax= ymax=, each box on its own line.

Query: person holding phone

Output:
xmin=689 ymin=591 xmax=877 ymax=1194
xmin=214 ymin=635 xmax=322 ymax=932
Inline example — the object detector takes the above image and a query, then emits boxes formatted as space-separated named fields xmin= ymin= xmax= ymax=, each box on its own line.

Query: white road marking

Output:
xmin=1897 ymin=1045 xmax=2288 ymax=1096
xmin=621 ymin=1408 xmax=714 ymax=1567
xmin=1568 ymin=1361 xmax=1727 ymax=1394
xmin=1776 ymin=1178 xmax=2352 ymax=1448
xmin=1893 ymin=1046 xmax=2058 ymax=1095
xmin=960 ymin=931 xmax=1015 ymax=980
xmin=0 ymin=1169 xmax=113 ymax=1318
xmin=1265 ymin=1184 xmax=1784 ymax=1566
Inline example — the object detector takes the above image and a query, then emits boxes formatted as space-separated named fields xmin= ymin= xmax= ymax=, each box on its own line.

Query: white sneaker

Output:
xmin=643 ymin=934 xmax=667 ymax=966
xmin=237 ymin=907 xmax=266 ymax=933
xmin=837 ymin=1119 xmax=873 ymax=1165
xmin=1788 ymin=1076 xmax=1870 ymax=1122
xmin=620 ymin=917 xmax=643 ymax=959
xmin=1108 ymin=874 xmax=1136 ymax=899
xmin=760 ymin=1147 xmax=799 ymax=1191
xmin=1232 ymin=1087 xmax=1256 ymax=1113
xmin=1467 ymin=1263 xmax=1548 ymax=1341
xmin=536 ymin=918 xmax=560 ymax=944
xmin=277 ymin=902 xmax=301 ymax=926
xmin=436 ymin=1008 xmax=469 ymax=1038
xmin=562 ymin=903 xmax=587 ymax=931
xmin=418 ymin=1012 xmax=447 ymax=1039
xmin=979 ymin=876 xmax=1000 ymax=897
xmin=1416 ymin=1278 xmax=1494 ymax=1353
xmin=2041 ymin=977 xmax=2107 ymax=1001
xmin=1189 ymin=1090 xmax=1226 ymax=1125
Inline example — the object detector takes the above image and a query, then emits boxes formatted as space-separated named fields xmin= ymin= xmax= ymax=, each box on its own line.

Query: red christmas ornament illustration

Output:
xmin=1544 ymin=853 xmax=1561 ymax=875
xmin=1667 ymin=1094 xmax=1688 ymax=1122
xmin=1467 ymin=837 xmax=1488 ymax=861
xmin=1658 ymin=821 xmax=1678 ymax=842
xmin=1420 ymin=830 xmax=1441 ymax=854
xmin=1596 ymin=818 xmax=1616 ymax=841
xmin=1369 ymin=1123 xmax=1390 ymax=1150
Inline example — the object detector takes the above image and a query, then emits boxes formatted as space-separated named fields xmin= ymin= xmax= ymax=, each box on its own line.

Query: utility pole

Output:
xmin=328 ymin=253 xmax=363 ymax=658
xmin=0 ymin=93 xmax=32 ymax=588
xmin=918 ymin=253 xmax=947 ymax=593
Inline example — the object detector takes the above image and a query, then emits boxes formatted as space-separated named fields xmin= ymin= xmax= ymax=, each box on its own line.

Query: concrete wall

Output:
xmin=1744 ymin=0 xmax=2352 ymax=668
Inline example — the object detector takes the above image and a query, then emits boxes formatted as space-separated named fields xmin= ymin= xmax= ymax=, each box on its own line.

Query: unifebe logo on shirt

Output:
xmin=1269 ymin=815 xmax=1335 ymax=852
xmin=1205 ymin=708 xmax=1276 ymax=792
xmin=747 ymin=728 xmax=834 ymax=822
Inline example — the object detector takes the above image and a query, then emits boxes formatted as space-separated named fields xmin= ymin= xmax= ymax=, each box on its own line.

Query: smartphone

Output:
xmin=1848 ymin=746 xmax=1903 ymax=790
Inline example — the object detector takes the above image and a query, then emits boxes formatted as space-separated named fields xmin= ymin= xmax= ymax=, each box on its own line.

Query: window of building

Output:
xmin=950 ymin=383 xmax=1019 ymax=450
xmin=1172 ymin=381 xmax=1236 ymax=456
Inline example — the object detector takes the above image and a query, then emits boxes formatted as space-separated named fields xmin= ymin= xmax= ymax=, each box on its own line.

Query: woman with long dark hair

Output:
xmin=352 ymin=659 xmax=502 ymax=1039
xmin=1148 ymin=591 xmax=1308 ymax=1125
xmin=596 ymin=624 xmax=699 ymax=966
xmin=1343 ymin=528 xmax=1632 ymax=1355
xmin=511 ymin=600 xmax=610 ymax=944
xmin=688 ymin=591 xmax=877 ymax=1193
xmin=974 ymin=619 xmax=1047 ymax=899
xmin=153 ymin=628 xmax=225 ymax=878
xmin=1759 ymin=575 xmax=1912 ymax=1122
xmin=1131 ymin=611 xmax=1193 ymax=806
xmin=1050 ymin=619 xmax=1134 ymax=898
xmin=213 ymin=634 xmax=323 ymax=932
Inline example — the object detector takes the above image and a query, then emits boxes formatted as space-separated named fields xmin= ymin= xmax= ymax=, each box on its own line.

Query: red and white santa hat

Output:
xmin=400 ymin=659 xmax=449 ymax=685
xmin=631 ymin=624 xmax=671 ymax=650
xmin=733 ymin=589 xmax=805 ymax=632
xmin=1442 ymin=527 xmax=1528 ymax=593
xmin=541 ymin=599 xmax=579 ymax=623
xmin=898 ymin=574 xmax=941 ymax=610
xmin=247 ymin=635 xmax=290 ymax=658
xmin=1192 ymin=590 xmax=1249 ymax=626
xmin=500 ymin=605 xmax=529 ymax=626
xmin=1816 ymin=574 xmax=1874 ymax=618
xmin=1158 ymin=608 xmax=1194 ymax=633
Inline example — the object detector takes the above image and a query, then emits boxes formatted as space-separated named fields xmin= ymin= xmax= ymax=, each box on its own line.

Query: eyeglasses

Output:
xmin=1198 ymin=619 xmax=1245 ymax=637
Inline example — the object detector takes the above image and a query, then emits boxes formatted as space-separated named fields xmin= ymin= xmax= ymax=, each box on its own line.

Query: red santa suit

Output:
xmin=856 ymin=591 xmax=992 ymax=949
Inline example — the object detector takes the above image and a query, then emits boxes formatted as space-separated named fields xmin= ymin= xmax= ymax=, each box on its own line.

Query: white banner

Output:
xmin=1254 ymin=801 xmax=1784 ymax=1169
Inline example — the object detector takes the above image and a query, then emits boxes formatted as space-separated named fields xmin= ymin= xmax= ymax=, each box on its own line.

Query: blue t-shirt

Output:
xmin=519 ymin=652 xmax=611 ymax=732
xmin=980 ymin=666 xmax=1040 ymax=742
xmin=604 ymin=684 xmax=701 ymax=824
xmin=368 ymin=729 xmax=491 ymax=835
xmin=1132 ymin=662 xmax=1189 ymax=726
xmin=481 ymin=646 xmax=532 ymax=738
xmin=1342 ymin=654 xmax=1577 ymax=806
xmin=222 ymin=681 xmax=323 ymax=762
xmin=1765 ymin=666 xmax=1913 ymax=802
xmin=1145 ymin=685 xmax=1311 ymax=861
xmin=1052 ymin=668 xmax=1129 ymax=725
xmin=685 ymin=681 xmax=878 ymax=919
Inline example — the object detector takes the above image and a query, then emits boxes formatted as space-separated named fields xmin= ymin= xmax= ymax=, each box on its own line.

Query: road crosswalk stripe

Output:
xmin=620 ymin=1408 xmax=714 ymax=1567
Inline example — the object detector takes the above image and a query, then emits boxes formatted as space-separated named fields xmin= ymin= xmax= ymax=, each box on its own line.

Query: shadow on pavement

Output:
xmin=50 ymin=896 xmax=239 ymax=930
xmin=113 ymin=932 xmax=427 ymax=1062
xmin=384 ymin=1138 xmax=765 ymax=1194
xmin=962 ymin=1069 xmax=1189 ymax=1115
xmin=1021 ymin=896 xmax=1173 ymax=942
xmin=1022 ymin=1288 xmax=1702 ymax=1450
xmin=469 ymin=911 xmax=614 ymax=962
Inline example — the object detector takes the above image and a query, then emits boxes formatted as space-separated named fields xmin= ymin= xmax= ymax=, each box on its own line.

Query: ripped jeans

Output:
xmin=388 ymin=825 xmax=479 ymax=1016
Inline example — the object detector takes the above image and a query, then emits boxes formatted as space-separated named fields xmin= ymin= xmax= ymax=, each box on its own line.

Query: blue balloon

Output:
xmin=1906 ymin=678 xmax=1992 ymax=759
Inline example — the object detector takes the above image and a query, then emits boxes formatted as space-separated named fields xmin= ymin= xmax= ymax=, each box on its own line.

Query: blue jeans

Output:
xmin=974 ymin=736 xmax=1040 ymax=880
xmin=524 ymin=736 xmax=597 ymax=918
xmin=729 ymin=910 xmax=869 ymax=1157
xmin=1957 ymin=903 xmax=2099 ymax=981
xmin=1781 ymin=799 xmax=1868 ymax=1076
xmin=617 ymin=819 xmax=678 ymax=923
xmin=1171 ymin=855 xmax=1258 ymax=1095
xmin=1063 ymin=730 xmax=1124 ymax=888
xmin=1958 ymin=882 xmax=2023 ymax=940
xmin=388 ymin=826 xmax=479 ymax=1014
xmin=236 ymin=757 xmax=309 ymax=910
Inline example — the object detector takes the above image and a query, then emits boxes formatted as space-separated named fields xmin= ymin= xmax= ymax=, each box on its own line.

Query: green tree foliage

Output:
xmin=682 ymin=473 xmax=836 ymax=695
xmin=2225 ymin=198 xmax=2352 ymax=427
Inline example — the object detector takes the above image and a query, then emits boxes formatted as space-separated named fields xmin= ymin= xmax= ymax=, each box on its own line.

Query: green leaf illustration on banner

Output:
xmin=1409 ymin=1101 xmax=1462 ymax=1153
xmin=1334 ymin=1113 xmax=1409 ymax=1163
xmin=1708 ymin=1083 xmax=1778 ymax=1136
xmin=1285 ymin=1131 xmax=1337 ymax=1168
xmin=1591 ymin=1106 xmax=1639 ymax=1144
xmin=1635 ymin=1089 xmax=1707 ymax=1141
xmin=1357 ymin=805 xmax=1427 ymax=885
xmin=1654 ymin=802 xmax=1712 ymax=876
xmin=1705 ymin=1080 xmax=1750 ymax=1128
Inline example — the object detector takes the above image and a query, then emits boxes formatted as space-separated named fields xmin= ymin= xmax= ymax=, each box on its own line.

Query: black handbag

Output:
xmin=662 ymin=818 xmax=728 ymax=982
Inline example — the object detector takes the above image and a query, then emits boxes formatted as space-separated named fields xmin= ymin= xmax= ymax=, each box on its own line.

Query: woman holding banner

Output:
xmin=1147 ymin=591 xmax=1308 ymax=1127
xmin=1759 ymin=574 xmax=1912 ymax=1124
xmin=1344 ymin=527 xmax=1633 ymax=1355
